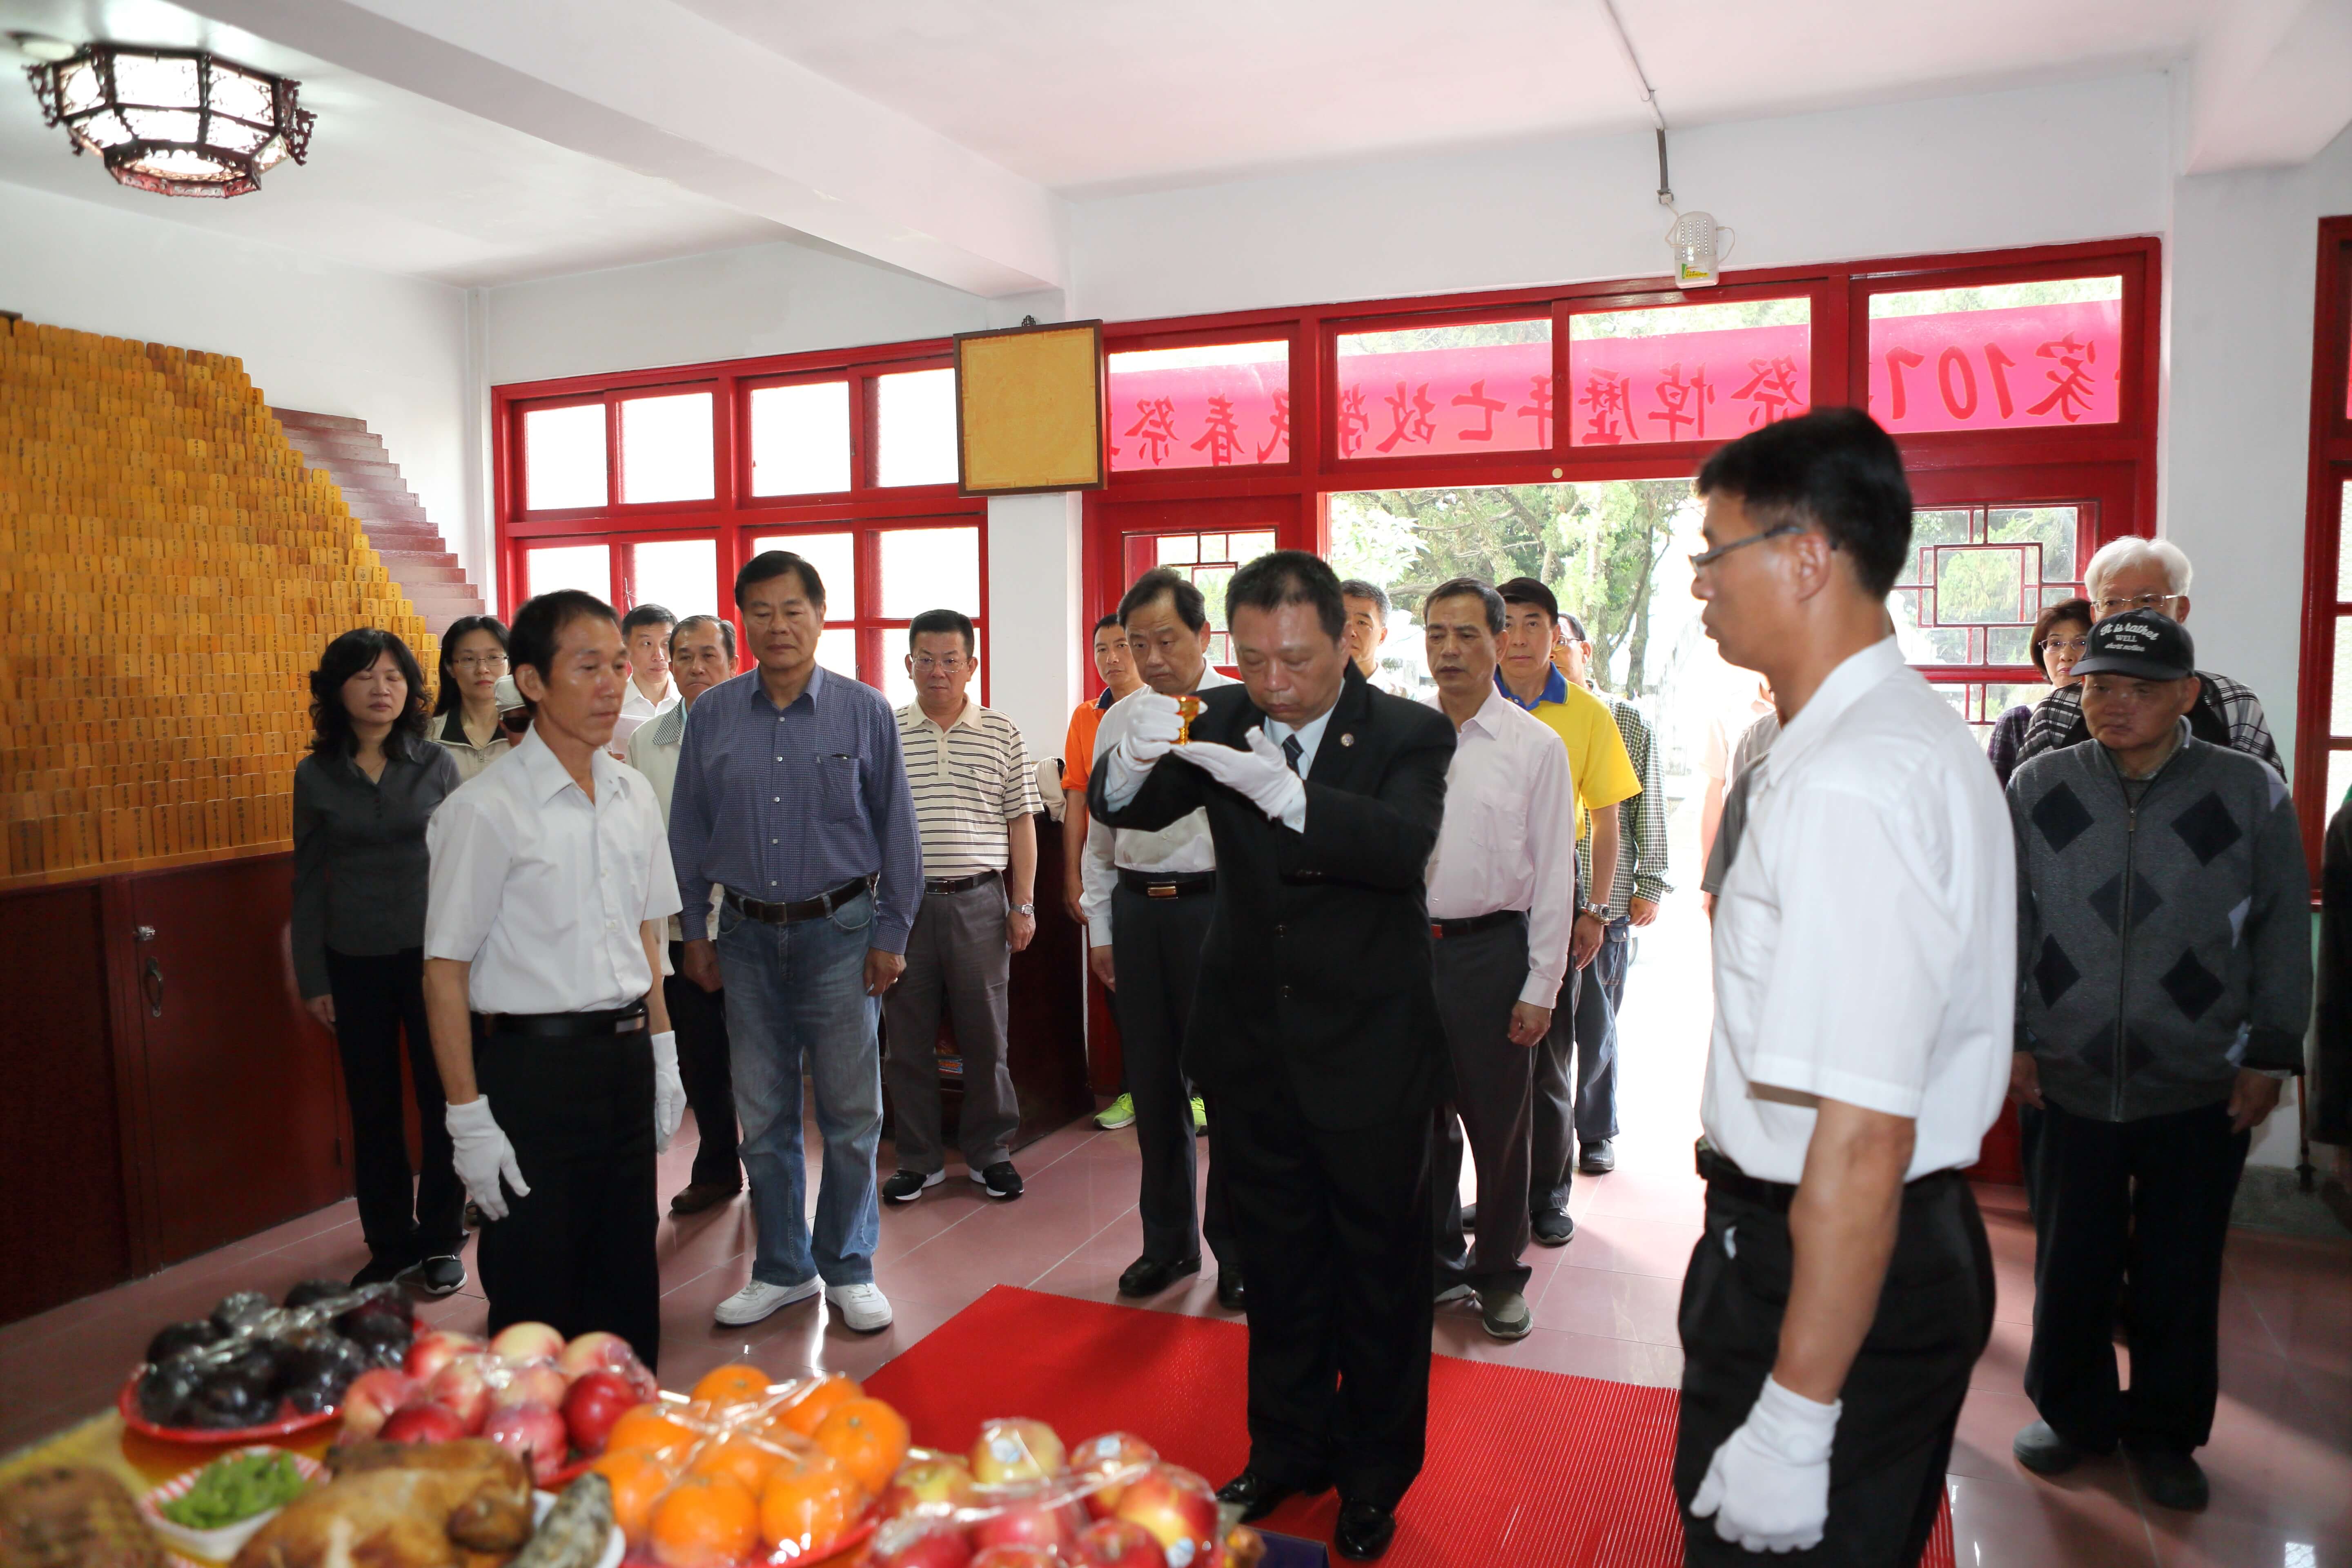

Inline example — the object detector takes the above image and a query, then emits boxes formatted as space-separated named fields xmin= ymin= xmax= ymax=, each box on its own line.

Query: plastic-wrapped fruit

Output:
xmin=136 ymin=1361 xmax=204 ymax=1426
xmin=285 ymin=1373 xmax=343 ymax=1414
xmin=222 ymin=1343 xmax=282 ymax=1394
xmin=190 ymin=1373 xmax=274 ymax=1430
xmin=337 ymin=1305 xmax=413 ymax=1365
xmin=282 ymin=1278 xmax=351 ymax=1311
xmin=211 ymin=1291 xmax=273 ymax=1334
xmin=281 ymin=1335 xmax=369 ymax=1400
xmin=145 ymin=1319 xmax=225 ymax=1366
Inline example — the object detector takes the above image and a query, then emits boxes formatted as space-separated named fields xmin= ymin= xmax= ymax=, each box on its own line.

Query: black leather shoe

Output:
xmin=1332 ymin=1500 xmax=1397 ymax=1560
xmin=1578 ymin=1138 xmax=1616 ymax=1174
xmin=1216 ymin=1470 xmax=1325 ymax=1523
xmin=1531 ymin=1209 xmax=1576 ymax=1246
xmin=1458 ymin=1201 xmax=1477 ymax=1229
xmin=670 ymin=1181 xmax=742 ymax=1215
xmin=1118 ymin=1254 xmax=1201 ymax=1297
xmin=1216 ymin=1270 xmax=1245 ymax=1313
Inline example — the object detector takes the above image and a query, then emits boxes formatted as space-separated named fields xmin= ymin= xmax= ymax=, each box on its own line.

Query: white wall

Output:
xmin=479 ymin=236 xmax=994 ymax=387
xmin=0 ymin=179 xmax=474 ymax=573
xmin=1074 ymin=74 xmax=2173 ymax=322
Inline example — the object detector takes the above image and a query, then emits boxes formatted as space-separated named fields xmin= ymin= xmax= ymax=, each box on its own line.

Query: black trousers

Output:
xmin=1218 ymin=1089 xmax=1434 ymax=1512
xmin=474 ymin=1027 xmax=663 ymax=1372
xmin=665 ymin=944 xmax=741 ymax=1191
xmin=1568 ymin=918 xmax=1629 ymax=1140
xmin=324 ymin=947 xmax=463 ymax=1267
xmin=2024 ymin=1100 xmax=2248 ymax=1453
xmin=1430 ymin=918 xmax=1535 ymax=1293
xmin=1111 ymin=885 xmax=1233 ymax=1267
xmin=1675 ymin=1171 xmax=1993 ymax=1567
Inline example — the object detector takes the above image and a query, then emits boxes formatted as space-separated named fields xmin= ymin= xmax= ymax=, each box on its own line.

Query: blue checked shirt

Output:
xmin=667 ymin=665 xmax=922 ymax=952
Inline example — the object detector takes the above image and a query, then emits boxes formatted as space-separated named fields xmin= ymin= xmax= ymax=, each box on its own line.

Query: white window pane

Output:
xmin=748 ymin=382 xmax=851 ymax=496
xmin=619 ymin=392 xmax=714 ymax=503
xmin=817 ymin=627 xmax=861 ymax=684
xmin=874 ymin=368 xmax=958 ymax=487
xmin=751 ymin=531 xmax=856 ymax=620
xmin=879 ymin=526 xmax=980 ymax=619
xmin=525 ymin=543 xmax=611 ymax=603
xmin=630 ymin=537 xmax=717 ymax=622
xmin=525 ymin=405 xmax=606 ymax=510
xmin=878 ymin=626 xmax=983 ymax=711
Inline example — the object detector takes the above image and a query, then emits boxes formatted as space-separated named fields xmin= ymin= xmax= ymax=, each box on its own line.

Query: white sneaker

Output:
xmin=713 ymin=1275 xmax=821 ymax=1326
xmin=825 ymin=1281 xmax=893 ymax=1333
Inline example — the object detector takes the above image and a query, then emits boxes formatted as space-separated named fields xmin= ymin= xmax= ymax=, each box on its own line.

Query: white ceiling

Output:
xmin=673 ymin=0 xmax=2221 ymax=195
xmin=0 ymin=0 xmax=2342 ymax=292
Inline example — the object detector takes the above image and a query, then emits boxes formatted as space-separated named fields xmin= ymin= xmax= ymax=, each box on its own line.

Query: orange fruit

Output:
xmin=589 ymin=1449 xmax=677 ymax=1546
xmin=812 ymin=1398 xmax=910 ymax=1494
xmin=686 ymin=1430 xmax=789 ymax=1496
xmin=758 ymin=1455 xmax=862 ymax=1552
xmin=775 ymin=1374 xmax=863 ymax=1437
xmin=690 ymin=1363 xmax=772 ymax=1408
xmin=648 ymin=1470 xmax=759 ymax=1568
xmin=608 ymin=1403 xmax=702 ymax=1459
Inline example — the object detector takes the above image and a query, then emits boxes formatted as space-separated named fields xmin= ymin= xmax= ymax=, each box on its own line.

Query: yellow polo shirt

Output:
xmin=1497 ymin=667 xmax=1639 ymax=836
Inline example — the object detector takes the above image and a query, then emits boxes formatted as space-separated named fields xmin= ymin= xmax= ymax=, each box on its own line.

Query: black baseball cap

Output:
xmin=2070 ymin=608 xmax=2195 ymax=682
xmin=1495 ymin=577 xmax=1559 ymax=620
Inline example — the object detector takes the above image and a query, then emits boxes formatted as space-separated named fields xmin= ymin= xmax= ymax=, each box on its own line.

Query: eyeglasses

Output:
xmin=452 ymin=653 xmax=508 ymax=670
xmin=1688 ymin=522 xmax=1806 ymax=573
xmin=910 ymin=655 xmax=969 ymax=674
xmin=2042 ymin=636 xmax=2090 ymax=655
xmin=2091 ymin=592 xmax=2181 ymax=618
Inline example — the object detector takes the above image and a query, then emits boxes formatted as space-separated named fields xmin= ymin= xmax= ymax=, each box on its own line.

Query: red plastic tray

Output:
xmin=116 ymin=1374 xmax=343 ymax=1446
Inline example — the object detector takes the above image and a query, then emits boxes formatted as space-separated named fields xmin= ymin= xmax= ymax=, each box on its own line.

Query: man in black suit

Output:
xmin=1091 ymin=550 xmax=1454 ymax=1561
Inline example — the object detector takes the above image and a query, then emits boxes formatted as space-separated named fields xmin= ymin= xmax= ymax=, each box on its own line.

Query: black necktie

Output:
xmin=1281 ymin=735 xmax=1304 ymax=775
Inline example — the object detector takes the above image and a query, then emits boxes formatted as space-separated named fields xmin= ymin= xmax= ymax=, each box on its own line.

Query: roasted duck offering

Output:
xmin=232 ymin=1440 xmax=532 ymax=1568
xmin=0 ymin=1466 xmax=163 ymax=1568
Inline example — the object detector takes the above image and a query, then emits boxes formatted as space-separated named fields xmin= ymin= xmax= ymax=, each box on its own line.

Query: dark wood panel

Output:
xmin=127 ymin=855 xmax=350 ymax=1264
xmin=0 ymin=882 xmax=133 ymax=1323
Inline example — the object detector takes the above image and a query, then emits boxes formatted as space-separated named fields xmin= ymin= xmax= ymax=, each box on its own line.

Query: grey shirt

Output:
xmin=292 ymin=733 xmax=463 ymax=998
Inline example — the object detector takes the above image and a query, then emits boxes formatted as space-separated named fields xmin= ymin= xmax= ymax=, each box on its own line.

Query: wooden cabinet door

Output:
xmin=125 ymin=855 xmax=350 ymax=1264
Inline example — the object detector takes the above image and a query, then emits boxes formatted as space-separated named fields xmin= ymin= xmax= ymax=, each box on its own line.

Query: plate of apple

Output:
xmin=337 ymin=1321 xmax=660 ymax=1488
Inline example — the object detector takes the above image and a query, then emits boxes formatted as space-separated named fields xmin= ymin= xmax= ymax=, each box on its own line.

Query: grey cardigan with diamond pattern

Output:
xmin=2008 ymin=726 xmax=2309 ymax=1123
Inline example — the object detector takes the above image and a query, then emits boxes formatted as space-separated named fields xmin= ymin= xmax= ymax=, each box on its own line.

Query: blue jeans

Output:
xmin=715 ymin=889 xmax=882 ymax=1287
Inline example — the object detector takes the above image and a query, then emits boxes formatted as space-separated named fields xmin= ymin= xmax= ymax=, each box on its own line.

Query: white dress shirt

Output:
xmin=1704 ymin=637 xmax=2013 ymax=1184
xmin=426 ymin=724 xmax=684 ymax=1016
xmin=1423 ymin=689 xmax=1579 ymax=1006
xmin=611 ymin=677 xmax=679 ymax=755
xmin=624 ymin=699 xmax=719 ymax=947
xmin=1081 ymin=666 xmax=1238 ymax=947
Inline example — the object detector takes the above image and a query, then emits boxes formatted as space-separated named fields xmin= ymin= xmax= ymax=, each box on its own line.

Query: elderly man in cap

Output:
xmin=2006 ymin=609 xmax=2308 ymax=1512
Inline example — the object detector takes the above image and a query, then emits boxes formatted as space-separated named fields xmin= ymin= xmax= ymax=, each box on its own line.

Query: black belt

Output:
xmin=725 ymin=875 xmax=874 ymax=924
xmin=1430 ymin=909 xmax=1521 ymax=940
xmin=924 ymin=870 xmax=1000 ymax=895
xmin=475 ymin=1000 xmax=648 ymax=1039
xmin=1695 ymin=1139 xmax=1962 ymax=1213
xmin=1118 ymin=868 xmax=1216 ymax=899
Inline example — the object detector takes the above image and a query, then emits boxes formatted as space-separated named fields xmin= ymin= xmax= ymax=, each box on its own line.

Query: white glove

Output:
xmin=651 ymin=1030 xmax=684 ymax=1153
xmin=1104 ymin=691 xmax=1184 ymax=808
xmin=1170 ymin=726 xmax=1307 ymax=829
xmin=445 ymin=1096 xmax=530 ymax=1222
xmin=1689 ymin=1375 xmax=1839 ymax=1553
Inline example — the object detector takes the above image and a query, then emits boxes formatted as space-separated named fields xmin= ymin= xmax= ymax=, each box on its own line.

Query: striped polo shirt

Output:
xmin=895 ymin=698 xmax=1043 ymax=879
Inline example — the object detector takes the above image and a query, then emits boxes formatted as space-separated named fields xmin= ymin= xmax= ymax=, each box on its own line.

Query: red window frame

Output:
xmin=494 ymin=342 xmax=986 ymax=699
xmin=2294 ymin=215 xmax=2352 ymax=880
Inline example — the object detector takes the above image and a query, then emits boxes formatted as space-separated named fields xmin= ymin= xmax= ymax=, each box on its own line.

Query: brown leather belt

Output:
xmin=1430 ymin=909 xmax=1521 ymax=940
xmin=724 ymin=875 xmax=874 ymax=924
xmin=1118 ymin=869 xmax=1216 ymax=899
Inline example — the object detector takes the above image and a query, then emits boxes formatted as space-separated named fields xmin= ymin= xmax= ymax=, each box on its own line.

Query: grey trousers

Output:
xmin=883 ymin=878 xmax=1020 ymax=1174
xmin=1111 ymin=884 xmax=1234 ymax=1268
xmin=1432 ymin=917 xmax=1535 ymax=1294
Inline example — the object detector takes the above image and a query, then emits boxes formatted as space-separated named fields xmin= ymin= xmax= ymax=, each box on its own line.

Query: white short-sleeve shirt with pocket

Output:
xmin=1703 ymin=637 xmax=2013 ymax=1185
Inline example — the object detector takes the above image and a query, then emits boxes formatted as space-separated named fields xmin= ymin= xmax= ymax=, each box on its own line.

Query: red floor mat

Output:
xmin=863 ymin=1286 xmax=1954 ymax=1567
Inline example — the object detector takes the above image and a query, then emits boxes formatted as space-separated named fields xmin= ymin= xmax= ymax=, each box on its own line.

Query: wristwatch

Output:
xmin=1013 ymin=902 xmax=1035 ymax=915
xmin=1579 ymin=901 xmax=1610 ymax=921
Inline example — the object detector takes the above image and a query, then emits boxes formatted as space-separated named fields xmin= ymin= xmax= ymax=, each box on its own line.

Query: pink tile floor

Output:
xmin=5 ymin=895 xmax=2344 ymax=1564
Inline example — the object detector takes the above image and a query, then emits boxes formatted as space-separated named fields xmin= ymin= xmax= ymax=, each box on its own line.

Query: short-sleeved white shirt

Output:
xmin=425 ymin=723 xmax=684 ymax=1016
xmin=1703 ymin=637 xmax=2013 ymax=1184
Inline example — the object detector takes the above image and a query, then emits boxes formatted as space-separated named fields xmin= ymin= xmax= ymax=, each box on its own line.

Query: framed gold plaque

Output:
xmin=954 ymin=319 xmax=1108 ymax=496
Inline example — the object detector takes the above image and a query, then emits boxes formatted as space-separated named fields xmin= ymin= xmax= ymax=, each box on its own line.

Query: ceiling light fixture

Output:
xmin=22 ymin=43 xmax=315 ymax=198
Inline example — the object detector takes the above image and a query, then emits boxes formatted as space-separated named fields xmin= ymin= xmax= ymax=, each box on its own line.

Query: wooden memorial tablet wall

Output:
xmin=0 ymin=317 xmax=437 ymax=886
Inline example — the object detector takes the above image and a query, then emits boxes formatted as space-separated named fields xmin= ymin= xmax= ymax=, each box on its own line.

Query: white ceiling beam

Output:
xmin=2184 ymin=0 xmax=2352 ymax=173
xmin=178 ymin=0 xmax=1068 ymax=296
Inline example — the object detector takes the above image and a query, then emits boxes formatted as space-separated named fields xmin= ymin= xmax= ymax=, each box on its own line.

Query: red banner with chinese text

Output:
xmin=1867 ymin=299 xmax=2123 ymax=434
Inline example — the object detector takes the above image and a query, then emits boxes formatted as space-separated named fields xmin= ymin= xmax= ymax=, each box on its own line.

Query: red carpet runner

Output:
xmin=864 ymin=1287 xmax=1956 ymax=1567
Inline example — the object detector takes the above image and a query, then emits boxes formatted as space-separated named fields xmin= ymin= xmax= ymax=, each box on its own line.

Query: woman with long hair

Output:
xmin=292 ymin=627 xmax=468 ymax=1290
xmin=432 ymin=614 xmax=512 ymax=781
xmin=1988 ymin=597 xmax=2092 ymax=786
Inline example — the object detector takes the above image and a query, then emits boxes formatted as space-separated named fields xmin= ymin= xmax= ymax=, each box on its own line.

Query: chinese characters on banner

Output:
xmin=1099 ymin=300 xmax=2122 ymax=473
xmin=1867 ymin=298 xmax=2123 ymax=434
